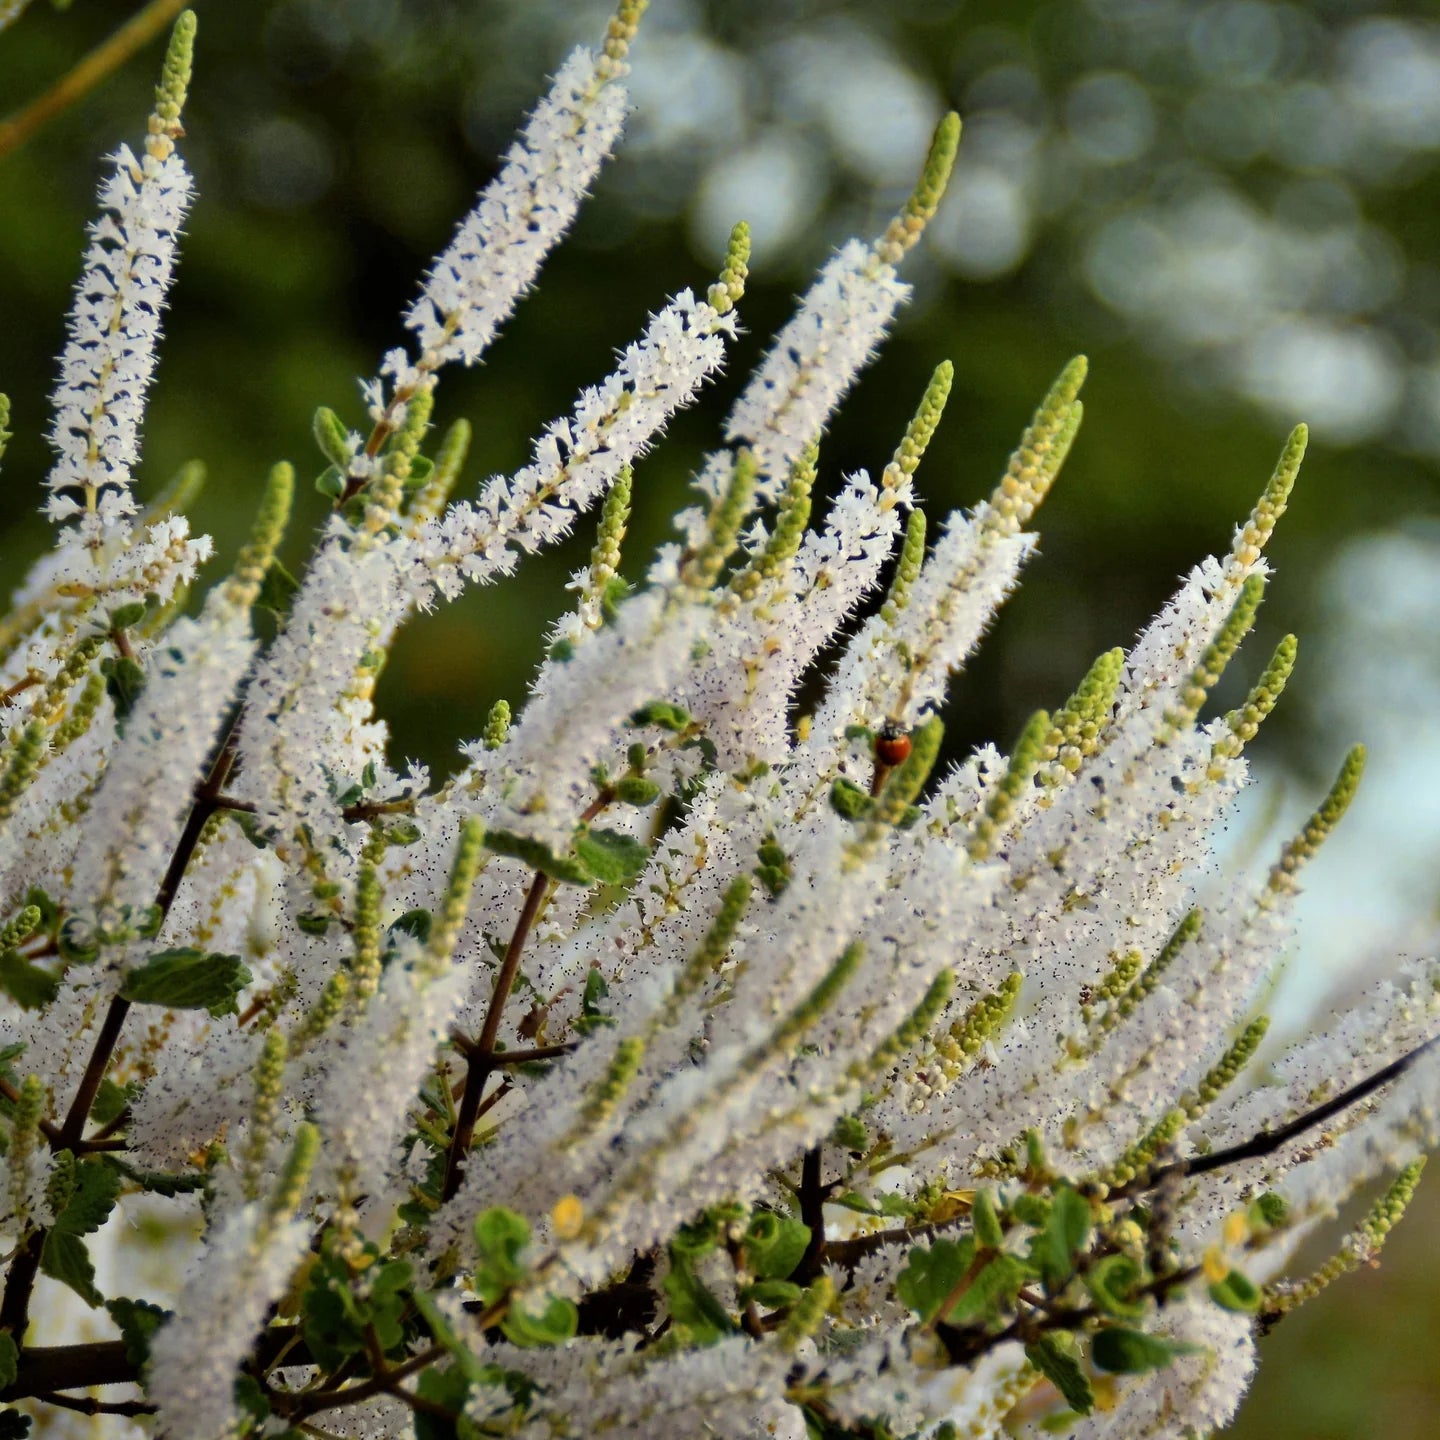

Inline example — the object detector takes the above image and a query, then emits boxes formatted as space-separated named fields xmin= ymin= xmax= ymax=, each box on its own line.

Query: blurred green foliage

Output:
xmin=2 ymin=5 xmax=1439 ymax=1428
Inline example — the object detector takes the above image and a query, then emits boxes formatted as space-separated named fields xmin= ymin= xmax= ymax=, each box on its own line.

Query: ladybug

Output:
xmin=874 ymin=721 xmax=912 ymax=769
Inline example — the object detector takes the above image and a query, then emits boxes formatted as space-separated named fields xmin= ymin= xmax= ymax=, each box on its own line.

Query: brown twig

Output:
xmin=442 ymin=871 xmax=550 ymax=1201
xmin=34 ymin=1392 xmax=155 ymax=1418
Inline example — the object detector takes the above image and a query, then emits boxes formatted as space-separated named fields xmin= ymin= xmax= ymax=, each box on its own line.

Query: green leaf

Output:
xmin=412 ymin=1290 xmax=491 ymax=1385
xmin=744 ymin=1212 xmax=811 ymax=1280
xmin=91 ymin=1077 xmax=139 ymax=1127
xmin=501 ymin=1294 xmax=578 ymax=1348
xmin=944 ymin=1251 xmax=1027 ymax=1326
xmin=829 ymin=777 xmax=874 ymax=821
xmin=573 ymin=827 xmax=650 ymax=885
xmin=314 ymin=465 xmax=345 ymax=500
xmin=896 ymin=1238 xmax=973 ymax=1323
xmin=741 ymin=1279 xmax=804 ymax=1309
xmin=1030 ymin=1185 xmax=1091 ymax=1294
xmin=0 ymin=949 xmax=59 ymax=1010
xmin=99 ymin=655 xmax=147 ymax=721
xmin=832 ymin=1116 xmax=868 ymax=1152
xmin=313 ymin=406 xmax=352 ymax=468
xmin=414 ymin=1364 xmax=470 ymax=1440
xmin=481 ymin=829 xmax=591 ymax=885
xmin=389 ymin=909 xmax=433 ymax=944
xmin=1026 ymin=1334 xmax=1094 ymax=1416
xmin=1084 ymin=1254 xmax=1145 ymax=1319
xmin=1090 ymin=1326 xmax=1182 ymax=1374
xmin=663 ymin=1250 xmax=736 ymax=1343
xmin=256 ymin=558 xmax=300 ymax=618
xmin=53 ymin=1157 xmax=121 ymax=1236
xmin=971 ymin=1189 xmax=1005 ymax=1250
xmin=40 ymin=1229 xmax=102 ymax=1307
xmin=109 ymin=601 xmax=147 ymax=630
xmin=628 ymin=700 xmax=692 ymax=732
xmin=575 ymin=967 xmax=615 ymax=1034
xmin=121 ymin=948 xmax=252 ymax=1017
xmin=615 ymin=775 xmax=661 ymax=807
xmin=234 ymin=1372 xmax=270 ymax=1424
xmin=106 ymin=1296 xmax=171 ymax=1369
xmin=1251 ymin=1191 xmax=1289 ymax=1228
xmin=1208 ymin=1266 xmax=1262 ymax=1313
xmin=0 ymin=1333 xmax=16 ymax=1390
xmin=473 ymin=1207 xmax=531 ymax=1304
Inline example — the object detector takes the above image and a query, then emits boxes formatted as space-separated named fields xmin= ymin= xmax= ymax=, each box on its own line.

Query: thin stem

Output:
xmin=285 ymin=1344 xmax=446 ymax=1422
xmin=0 ymin=0 xmax=188 ymax=163
xmin=1113 ymin=1032 xmax=1440 ymax=1200
xmin=490 ymin=1041 xmax=577 ymax=1066
xmin=34 ymin=1392 xmax=155 ymax=1418
xmin=442 ymin=871 xmax=549 ymax=1201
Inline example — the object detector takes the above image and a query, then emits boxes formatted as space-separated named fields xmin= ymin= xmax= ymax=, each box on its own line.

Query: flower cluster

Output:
xmin=0 ymin=7 xmax=1436 ymax=1439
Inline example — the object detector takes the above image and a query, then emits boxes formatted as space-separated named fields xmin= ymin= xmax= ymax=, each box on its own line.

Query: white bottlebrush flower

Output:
xmin=45 ymin=115 xmax=193 ymax=532
xmin=2 ymin=10 xmax=1437 ymax=1440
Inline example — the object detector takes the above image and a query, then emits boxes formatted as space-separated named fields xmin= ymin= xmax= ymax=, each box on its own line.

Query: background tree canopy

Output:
xmin=3 ymin=4 xmax=1439 ymax=1432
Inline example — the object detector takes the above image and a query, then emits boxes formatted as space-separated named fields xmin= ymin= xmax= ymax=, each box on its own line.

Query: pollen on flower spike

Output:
xmin=552 ymin=1194 xmax=585 ymax=1241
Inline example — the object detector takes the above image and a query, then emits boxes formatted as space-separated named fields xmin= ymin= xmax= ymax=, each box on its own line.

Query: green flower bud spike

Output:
xmin=583 ymin=465 xmax=632 ymax=629
xmin=1083 ymin=949 xmax=1144 ymax=1025
xmin=1231 ymin=423 xmax=1306 ymax=577
xmin=969 ymin=710 xmax=1050 ymax=860
xmin=426 ymin=817 xmax=486 ymax=974
xmin=768 ymin=942 xmax=864 ymax=1056
xmin=734 ymin=441 xmax=816 ymax=599
xmin=876 ymin=112 xmax=961 ymax=268
xmin=265 ymin=1121 xmax=319 ymax=1227
xmin=707 ymin=220 xmax=751 ymax=315
xmin=351 ymin=825 xmax=387 ymax=1002
xmin=1267 ymin=744 xmax=1365 ymax=899
xmin=371 ymin=384 xmax=434 ymax=520
xmin=937 ymin=971 xmax=1022 ymax=1082
xmin=778 ymin=1275 xmax=834 ymax=1352
xmin=291 ymin=971 xmax=351 ymax=1053
xmin=593 ymin=0 xmax=649 ymax=87
xmin=855 ymin=967 xmax=955 ymax=1081
xmin=1263 ymin=1157 xmax=1425 ymax=1323
xmin=409 ymin=417 xmax=471 ymax=523
xmin=1168 ymin=572 xmax=1266 ymax=733
xmin=985 ymin=356 xmax=1087 ymax=538
xmin=685 ymin=447 xmax=758 ymax=592
xmin=1116 ymin=909 xmax=1202 ymax=1022
xmin=881 ymin=508 xmax=928 ymax=625
xmin=483 ymin=699 xmax=512 ymax=751
xmin=566 ymin=1036 xmax=646 ymax=1144
xmin=1184 ymin=1015 xmax=1269 ymax=1117
xmin=1044 ymin=646 xmax=1124 ymax=780
xmin=7 ymin=1074 xmax=45 ymax=1230
xmin=244 ymin=1029 xmax=289 ymax=1201
xmin=0 ymin=394 xmax=11 ymax=467
xmin=149 ymin=10 xmax=196 ymax=155
xmin=880 ymin=359 xmax=953 ymax=508
xmin=1102 ymin=1106 xmax=1186 ymax=1190
xmin=0 ymin=904 xmax=40 ymax=951
xmin=1213 ymin=633 xmax=1298 ymax=765
xmin=0 ymin=722 xmax=47 ymax=824
xmin=224 ymin=461 xmax=295 ymax=610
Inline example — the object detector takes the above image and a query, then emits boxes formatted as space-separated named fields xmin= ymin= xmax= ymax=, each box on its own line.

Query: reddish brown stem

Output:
xmin=442 ymin=872 xmax=550 ymax=1201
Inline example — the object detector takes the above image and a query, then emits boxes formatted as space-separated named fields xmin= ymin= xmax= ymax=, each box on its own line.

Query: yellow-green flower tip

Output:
xmin=709 ymin=221 xmax=751 ymax=313
xmin=153 ymin=11 xmax=197 ymax=134
xmin=877 ymin=112 xmax=962 ymax=265
xmin=1232 ymin=423 xmax=1307 ymax=570
xmin=599 ymin=0 xmax=649 ymax=76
